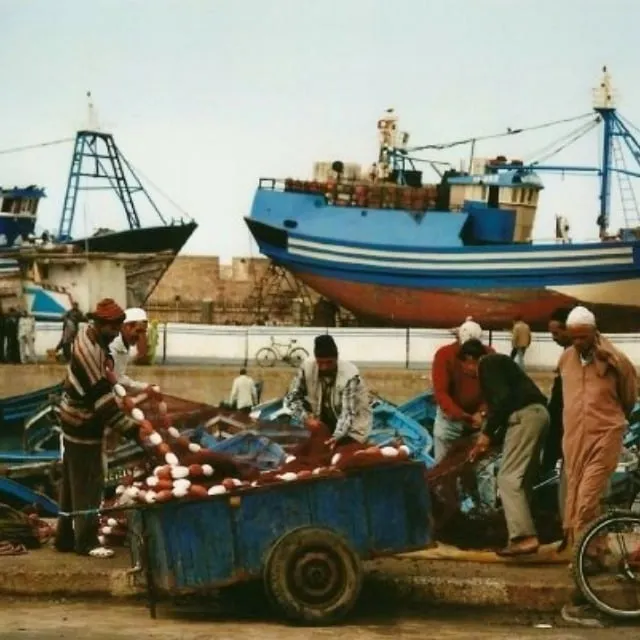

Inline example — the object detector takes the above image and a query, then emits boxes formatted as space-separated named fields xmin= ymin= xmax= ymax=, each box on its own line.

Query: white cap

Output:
xmin=566 ymin=305 xmax=596 ymax=327
xmin=457 ymin=319 xmax=483 ymax=344
xmin=124 ymin=307 xmax=148 ymax=324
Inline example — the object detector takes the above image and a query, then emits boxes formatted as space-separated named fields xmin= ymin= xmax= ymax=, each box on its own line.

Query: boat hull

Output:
xmin=245 ymin=213 xmax=640 ymax=331
xmin=68 ymin=221 xmax=197 ymax=254
xmin=291 ymin=270 xmax=640 ymax=330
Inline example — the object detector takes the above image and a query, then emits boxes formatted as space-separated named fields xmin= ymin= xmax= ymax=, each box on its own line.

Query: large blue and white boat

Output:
xmin=246 ymin=68 xmax=640 ymax=330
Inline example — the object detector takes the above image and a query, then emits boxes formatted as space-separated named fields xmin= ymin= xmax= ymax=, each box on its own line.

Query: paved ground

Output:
xmin=0 ymin=600 xmax=637 ymax=639
xmin=0 ymin=362 xmax=559 ymax=406
xmin=0 ymin=546 xmax=575 ymax=610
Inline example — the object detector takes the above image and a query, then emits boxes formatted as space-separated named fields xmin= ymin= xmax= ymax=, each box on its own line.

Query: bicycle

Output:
xmin=572 ymin=508 xmax=640 ymax=620
xmin=255 ymin=337 xmax=309 ymax=368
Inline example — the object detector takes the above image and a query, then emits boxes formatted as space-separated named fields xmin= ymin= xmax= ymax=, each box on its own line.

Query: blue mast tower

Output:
xmin=57 ymin=91 xmax=166 ymax=241
xmin=593 ymin=66 xmax=640 ymax=237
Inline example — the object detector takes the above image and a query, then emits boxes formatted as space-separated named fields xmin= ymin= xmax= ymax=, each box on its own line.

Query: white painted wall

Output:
xmin=32 ymin=322 xmax=640 ymax=369
xmin=46 ymin=260 xmax=127 ymax=312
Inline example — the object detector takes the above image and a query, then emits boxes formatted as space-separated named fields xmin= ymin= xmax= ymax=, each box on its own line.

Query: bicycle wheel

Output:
xmin=573 ymin=510 xmax=640 ymax=619
xmin=288 ymin=347 xmax=308 ymax=368
xmin=256 ymin=347 xmax=278 ymax=368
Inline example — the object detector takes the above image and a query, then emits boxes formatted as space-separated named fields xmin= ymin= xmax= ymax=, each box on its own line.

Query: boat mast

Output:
xmin=593 ymin=67 xmax=616 ymax=237
xmin=57 ymin=92 xmax=167 ymax=241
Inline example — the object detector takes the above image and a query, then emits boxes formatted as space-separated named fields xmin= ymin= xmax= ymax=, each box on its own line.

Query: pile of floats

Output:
xmin=97 ymin=365 xmax=412 ymax=548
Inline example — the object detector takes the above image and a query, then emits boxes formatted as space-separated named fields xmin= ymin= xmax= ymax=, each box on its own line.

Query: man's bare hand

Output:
xmin=471 ymin=411 xmax=485 ymax=429
xmin=325 ymin=437 xmax=337 ymax=450
xmin=304 ymin=416 xmax=322 ymax=431
xmin=469 ymin=433 xmax=491 ymax=463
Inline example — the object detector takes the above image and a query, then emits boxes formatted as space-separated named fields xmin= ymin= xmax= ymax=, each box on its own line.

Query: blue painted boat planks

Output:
xmin=0 ymin=477 xmax=58 ymax=516
xmin=0 ymin=383 xmax=63 ymax=424
xmin=133 ymin=462 xmax=431 ymax=594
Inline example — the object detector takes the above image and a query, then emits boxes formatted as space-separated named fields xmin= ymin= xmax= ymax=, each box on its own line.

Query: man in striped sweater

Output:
xmin=54 ymin=298 xmax=136 ymax=558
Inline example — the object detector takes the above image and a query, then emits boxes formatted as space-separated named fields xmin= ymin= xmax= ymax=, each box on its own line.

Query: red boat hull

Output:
xmin=296 ymin=271 xmax=640 ymax=331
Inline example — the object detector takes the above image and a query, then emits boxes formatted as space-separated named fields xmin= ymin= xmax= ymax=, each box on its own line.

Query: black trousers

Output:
xmin=54 ymin=439 xmax=104 ymax=554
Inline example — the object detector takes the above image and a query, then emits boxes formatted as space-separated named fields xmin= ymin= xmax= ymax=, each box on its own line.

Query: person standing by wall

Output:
xmin=510 ymin=315 xmax=532 ymax=369
xmin=18 ymin=309 xmax=36 ymax=363
xmin=229 ymin=368 xmax=258 ymax=413
xmin=4 ymin=307 xmax=20 ymax=364
xmin=56 ymin=302 xmax=85 ymax=362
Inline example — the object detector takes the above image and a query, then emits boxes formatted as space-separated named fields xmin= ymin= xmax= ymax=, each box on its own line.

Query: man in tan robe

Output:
xmin=559 ymin=305 xmax=637 ymax=627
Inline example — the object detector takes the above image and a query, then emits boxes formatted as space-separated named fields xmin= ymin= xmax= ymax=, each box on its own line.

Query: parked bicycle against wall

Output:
xmin=255 ymin=337 xmax=309 ymax=368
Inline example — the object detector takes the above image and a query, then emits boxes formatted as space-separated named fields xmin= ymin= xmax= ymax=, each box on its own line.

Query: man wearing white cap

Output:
xmin=558 ymin=306 xmax=637 ymax=626
xmin=108 ymin=307 xmax=149 ymax=391
xmin=432 ymin=318 xmax=494 ymax=462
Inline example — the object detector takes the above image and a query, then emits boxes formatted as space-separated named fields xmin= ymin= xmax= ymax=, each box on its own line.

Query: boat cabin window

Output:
xmin=488 ymin=185 xmax=499 ymax=208
xmin=511 ymin=189 xmax=518 ymax=204
xmin=1 ymin=197 xmax=15 ymax=213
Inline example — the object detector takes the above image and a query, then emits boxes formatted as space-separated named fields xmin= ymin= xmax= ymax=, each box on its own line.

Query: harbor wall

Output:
xmin=33 ymin=322 xmax=640 ymax=369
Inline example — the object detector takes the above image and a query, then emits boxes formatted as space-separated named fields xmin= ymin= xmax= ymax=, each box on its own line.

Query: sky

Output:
xmin=1 ymin=0 xmax=639 ymax=260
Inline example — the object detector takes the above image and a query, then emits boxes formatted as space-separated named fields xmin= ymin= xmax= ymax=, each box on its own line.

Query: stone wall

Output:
xmin=146 ymin=255 xmax=303 ymax=324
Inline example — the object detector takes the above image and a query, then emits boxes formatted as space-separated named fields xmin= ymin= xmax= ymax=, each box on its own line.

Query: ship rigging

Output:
xmin=383 ymin=67 xmax=640 ymax=238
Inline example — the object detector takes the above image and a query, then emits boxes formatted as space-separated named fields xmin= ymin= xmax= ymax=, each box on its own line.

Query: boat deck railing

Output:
xmin=257 ymin=177 xmax=439 ymax=212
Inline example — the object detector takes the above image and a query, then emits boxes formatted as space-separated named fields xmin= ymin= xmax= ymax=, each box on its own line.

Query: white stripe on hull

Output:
xmin=289 ymin=246 xmax=633 ymax=271
xmin=289 ymin=237 xmax=634 ymax=262
xmin=549 ymin=279 xmax=640 ymax=305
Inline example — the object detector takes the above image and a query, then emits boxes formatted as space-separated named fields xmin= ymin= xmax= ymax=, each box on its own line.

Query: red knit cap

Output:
xmin=91 ymin=298 xmax=125 ymax=323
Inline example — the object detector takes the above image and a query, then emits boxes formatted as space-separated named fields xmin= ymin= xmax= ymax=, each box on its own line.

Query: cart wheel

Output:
xmin=263 ymin=526 xmax=362 ymax=626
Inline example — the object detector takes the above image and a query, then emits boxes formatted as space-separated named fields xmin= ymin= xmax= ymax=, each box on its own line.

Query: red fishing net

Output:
xmin=425 ymin=436 xmax=563 ymax=550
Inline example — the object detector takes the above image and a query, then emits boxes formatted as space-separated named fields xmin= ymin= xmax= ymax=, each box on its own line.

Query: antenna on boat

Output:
xmin=85 ymin=91 xmax=101 ymax=132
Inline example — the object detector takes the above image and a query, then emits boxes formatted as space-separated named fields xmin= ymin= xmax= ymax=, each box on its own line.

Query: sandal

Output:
xmin=0 ymin=541 xmax=27 ymax=556
xmin=88 ymin=546 xmax=115 ymax=559
xmin=496 ymin=538 xmax=540 ymax=557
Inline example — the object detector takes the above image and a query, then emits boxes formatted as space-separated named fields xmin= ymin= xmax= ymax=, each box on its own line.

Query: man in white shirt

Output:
xmin=229 ymin=368 xmax=257 ymax=412
xmin=109 ymin=307 xmax=149 ymax=391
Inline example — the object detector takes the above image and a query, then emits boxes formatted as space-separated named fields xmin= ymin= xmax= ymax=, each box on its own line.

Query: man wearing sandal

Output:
xmin=559 ymin=306 xmax=637 ymax=627
xmin=54 ymin=298 xmax=136 ymax=559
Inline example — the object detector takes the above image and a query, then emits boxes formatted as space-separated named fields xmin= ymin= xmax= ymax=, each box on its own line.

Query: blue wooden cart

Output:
xmin=129 ymin=461 xmax=432 ymax=625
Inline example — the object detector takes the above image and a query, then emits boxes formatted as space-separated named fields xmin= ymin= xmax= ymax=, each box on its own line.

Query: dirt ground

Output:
xmin=0 ymin=599 xmax=638 ymax=640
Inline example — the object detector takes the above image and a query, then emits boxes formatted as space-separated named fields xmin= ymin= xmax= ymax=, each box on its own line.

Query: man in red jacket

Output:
xmin=432 ymin=318 xmax=494 ymax=462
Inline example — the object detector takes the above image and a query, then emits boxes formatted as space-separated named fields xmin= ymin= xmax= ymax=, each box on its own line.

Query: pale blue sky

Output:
xmin=1 ymin=0 xmax=639 ymax=259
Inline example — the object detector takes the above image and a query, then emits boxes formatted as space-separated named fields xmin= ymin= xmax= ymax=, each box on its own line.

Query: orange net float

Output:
xmin=188 ymin=484 xmax=209 ymax=499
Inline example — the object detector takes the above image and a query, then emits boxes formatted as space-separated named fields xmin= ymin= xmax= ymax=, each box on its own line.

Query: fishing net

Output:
xmin=0 ymin=503 xmax=43 ymax=550
xmin=426 ymin=436 xmax=563 ymax=550
xmin=137 ymin=393 xmax=222 ymax=431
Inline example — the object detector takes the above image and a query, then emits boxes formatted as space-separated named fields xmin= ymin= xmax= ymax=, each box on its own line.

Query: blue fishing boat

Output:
xmin=246 ymin=68 xmax=640 ymax=331
xmin=0 ymin=96 xmax=197 ymax=320
xmin=0 ymin=186 xmax=46 ymax=251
